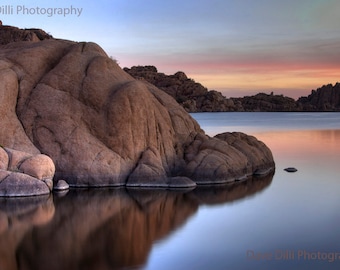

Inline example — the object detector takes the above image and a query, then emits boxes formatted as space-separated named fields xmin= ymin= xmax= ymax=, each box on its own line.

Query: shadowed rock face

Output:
xmin=297 ymin=83 xmax=340 ymax=111
xmin=0 ymin=26 xmax=274 ymax=189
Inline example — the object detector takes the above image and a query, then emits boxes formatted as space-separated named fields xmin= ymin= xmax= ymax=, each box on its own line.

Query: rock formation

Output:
xmin=125 ymin=65 xmax=340 ymax=112
xmin=233 ymin=93 xmax=300 ymax=111
xmin=124 ymin=66 xmax=238 ymax=112
xmin=0 ymin=25 xmax=52 ymax=45
xmin=0 ymin=26 xmax=274 ymax=195
xmin=0 ymin=147 xmax=54 ymax=196
xmin=297 ymin=83 xmax=340 ymax=111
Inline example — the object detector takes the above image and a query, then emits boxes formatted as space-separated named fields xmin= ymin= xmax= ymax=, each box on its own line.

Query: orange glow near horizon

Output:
xmin=188 ymin=67 xmax=340 ymax=99
xmin=121 ymin=54 xmax=340 ymax=99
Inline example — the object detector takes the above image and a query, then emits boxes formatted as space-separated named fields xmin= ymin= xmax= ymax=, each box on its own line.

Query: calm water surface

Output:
xmin=0 ymin=113 xmax=339 ymax=270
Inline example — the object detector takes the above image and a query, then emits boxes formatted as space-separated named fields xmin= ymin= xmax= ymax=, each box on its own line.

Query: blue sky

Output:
xmin=2 ymin=0 xmax=340 ymax=98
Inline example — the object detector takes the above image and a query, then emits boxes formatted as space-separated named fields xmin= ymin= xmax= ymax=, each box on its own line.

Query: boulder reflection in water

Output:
xmin=0 ymin=173 xmax=273 ymax=270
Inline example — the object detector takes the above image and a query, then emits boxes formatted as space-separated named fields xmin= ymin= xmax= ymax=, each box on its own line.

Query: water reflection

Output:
xmin=0 ymin=173 xmax=273 ymax=270
xmin=0 ymin=196 xmax=54 ymax=270
xmin=188 ymin=173 xmax=273 ymax=205
xmin=253 ymin=129 xmax=340 ymax=163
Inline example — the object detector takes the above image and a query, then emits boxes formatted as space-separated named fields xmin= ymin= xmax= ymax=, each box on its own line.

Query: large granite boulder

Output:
xmin=184 ymin=132 xmax=274 ymax=184
xmin=0 ymin=147 xmax=54 ymax=197
xmin=0 ymin=26 xmax=275 ymax=192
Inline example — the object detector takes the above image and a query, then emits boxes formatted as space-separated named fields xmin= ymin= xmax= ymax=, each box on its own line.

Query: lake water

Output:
xmin=0 ymin=112 xmax=339 ymax=270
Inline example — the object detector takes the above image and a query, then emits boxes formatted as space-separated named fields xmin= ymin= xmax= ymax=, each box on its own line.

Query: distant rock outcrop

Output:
xmin=297 ymin=83 xmax=340 ymax=111
xmin=233 ymin=93 xmax=300 ymax=112
xmin=124 ymin=65 xmax=339 ymax=112
xmin=124 ymin=66 xmax=238 ymax=112
xmin=0 ymin=26 xmax=274 ymax=195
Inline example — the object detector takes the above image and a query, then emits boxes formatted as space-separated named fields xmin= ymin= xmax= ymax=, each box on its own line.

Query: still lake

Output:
xmin=0 ymin=112 xmax=339 ymax=270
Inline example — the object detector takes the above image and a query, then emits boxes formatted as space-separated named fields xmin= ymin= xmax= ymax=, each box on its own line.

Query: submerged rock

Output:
xmin=0 ymin=25 xmax=275 ymax=194
xmin=284 ymin=167 xmax=298 ymax=173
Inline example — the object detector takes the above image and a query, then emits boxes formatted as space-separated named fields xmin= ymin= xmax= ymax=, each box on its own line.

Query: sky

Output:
xmin=2 ymin=0 xmax=340 ymax=99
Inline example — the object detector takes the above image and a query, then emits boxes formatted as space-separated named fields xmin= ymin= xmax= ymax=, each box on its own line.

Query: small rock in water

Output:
xmin=54 ymin=179 xmax=70 ymax=191
xmin=284 ymin=167 xmax=298 ymax=173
